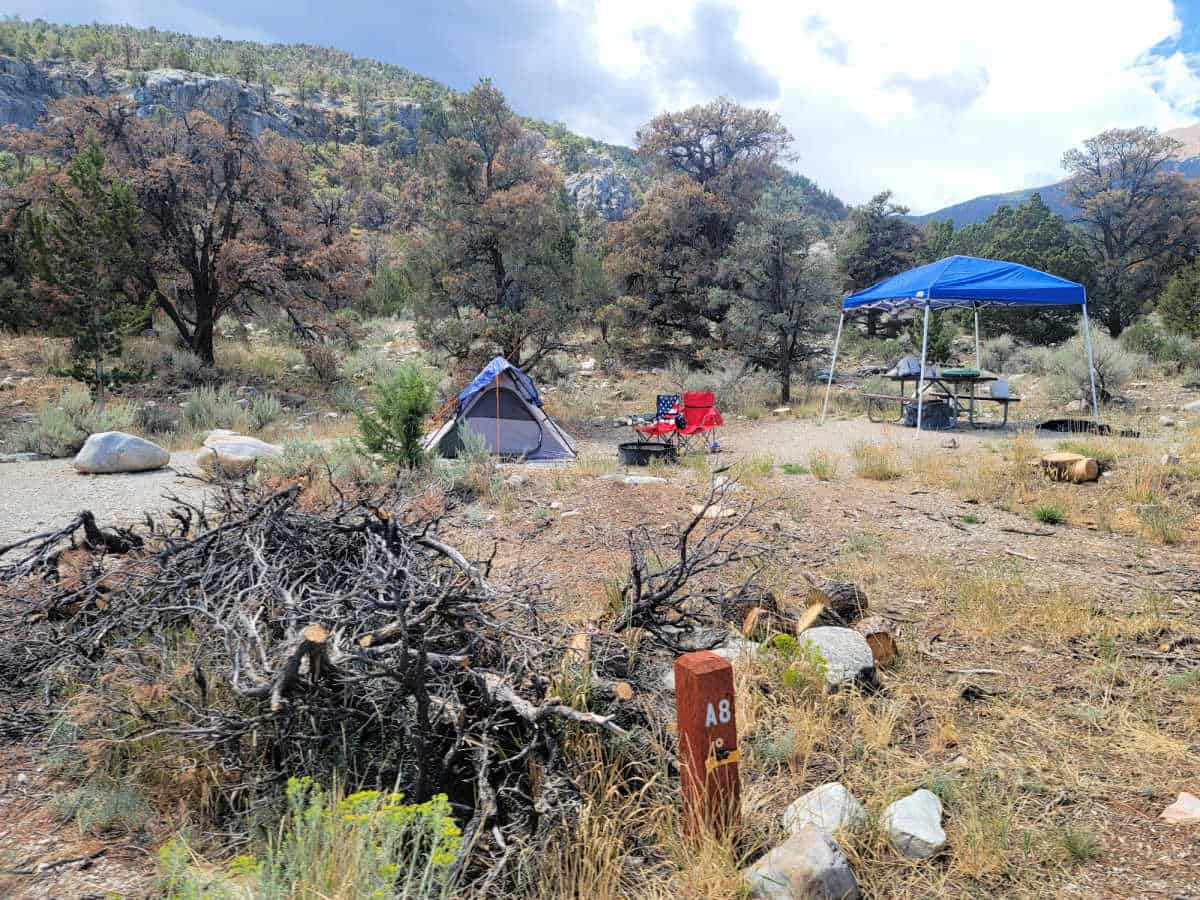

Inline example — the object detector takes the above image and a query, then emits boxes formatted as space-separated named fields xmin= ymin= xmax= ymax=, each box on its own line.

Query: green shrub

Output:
xmin=359 ymin=263 xmax=410 ymax=317
xmin=1045 ymin=327 xmax=1137 ymax=405
xmin=1119 ymin=319 xmax=1165 ymax=357
xmin=342 ymin=347 xmax=390 ymax=383
xmin=13 ymin=388 xmax=137 ymax=456
xmin=159 ymin=777 xmax=461 ymax=900
xmin=135 ymin=402 xmax=178 ymax=436
xmin=245 ymin=393 xmax=284 ymax=431
xmin=356 ymin=362 xmax=437 ymax=468
xmin=332 ymin=382 xmax=362 ymax=413
xmin=53 ymin=781 xmax=154 ymax=836
xmin=980 ymin=334 xmax=1017 ymax=372
xmin=764 ymin=634 xmax=828 ymax=697
xmin=780 ymin=462 xmax=808 ymax=475
xmin=1032 ymin=504 xmax=1066 ymax=525
xmin=169 ymin=348 xmax=205 ymax=384
xmin=258 ymin=439 xmax=384 ymax=486
xmin=183 ymin=385 xmax=242 ymax=431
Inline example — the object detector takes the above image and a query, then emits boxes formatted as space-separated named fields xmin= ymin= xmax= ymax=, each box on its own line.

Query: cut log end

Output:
xmin=853 ymin=615 xmax=897 ymax=667
xmin=302 ymin=624 xmax=329 ymax=644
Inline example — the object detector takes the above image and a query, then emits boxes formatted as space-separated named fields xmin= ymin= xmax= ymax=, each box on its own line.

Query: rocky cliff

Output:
xmin=0 ymin=56 xmax=419 ymax=147
xmin=0 ymin=55 xmax=631 ymax=219
xmin=565 ymin=157 xmax=636 ymax=222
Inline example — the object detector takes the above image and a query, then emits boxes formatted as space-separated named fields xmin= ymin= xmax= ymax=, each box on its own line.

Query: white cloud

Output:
xmin=584 ymin=0 xmax=1200 ymax=213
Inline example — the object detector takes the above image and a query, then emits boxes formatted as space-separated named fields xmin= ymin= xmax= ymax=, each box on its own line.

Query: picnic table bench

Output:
xmin=863 ymin=368 xmax=1021 ymax=428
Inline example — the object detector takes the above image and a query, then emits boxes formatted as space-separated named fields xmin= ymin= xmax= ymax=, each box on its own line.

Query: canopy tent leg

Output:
xmin=915 ymin=302 xmax=931 ymax=435
xmin=974 ymin=307 xmax=981 ymax=370
xmin=1081 ymin=301 xmax=1100 ymax=423
xmin=820 ymin=312 xmax=846 ymax=425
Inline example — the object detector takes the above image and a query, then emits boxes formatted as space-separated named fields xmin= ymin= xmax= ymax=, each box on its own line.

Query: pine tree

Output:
xmin=26 ymin=140 xmax=143 ymax=403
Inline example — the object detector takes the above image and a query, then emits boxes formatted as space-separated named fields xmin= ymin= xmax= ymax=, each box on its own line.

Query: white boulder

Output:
xmin=197 ymin=430 xmax=282 ymax=476
xmin=73 ymin=432 xmax=169 ymax=474
xmin=783 ymin=782 xmax=867 ymax=835
xmin=800 ymin=627 xmax=876 ymax=688
xmin=743 ymin=825 xmax=860 ymax=899
xmin=883 ymin=789 xmax=946 ymax=859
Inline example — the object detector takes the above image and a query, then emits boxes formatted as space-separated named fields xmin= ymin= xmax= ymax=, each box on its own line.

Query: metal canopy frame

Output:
xmin=820 ymin=295 xmax=1100 ymax=433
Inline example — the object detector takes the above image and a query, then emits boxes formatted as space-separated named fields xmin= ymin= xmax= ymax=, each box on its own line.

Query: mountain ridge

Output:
xmin=907 ymin=123 xmax=1200 ymax=226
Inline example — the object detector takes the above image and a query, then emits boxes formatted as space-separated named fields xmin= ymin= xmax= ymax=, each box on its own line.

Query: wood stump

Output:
xmin=1039 ymin=452 xmax=1099 ymax=483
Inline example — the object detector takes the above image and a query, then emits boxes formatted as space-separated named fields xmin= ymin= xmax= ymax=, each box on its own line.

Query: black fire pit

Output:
xmin=618 ymin=441 xmax=675 ymax=466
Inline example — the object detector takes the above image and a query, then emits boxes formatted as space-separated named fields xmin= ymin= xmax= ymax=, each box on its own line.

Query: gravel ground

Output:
xmin=0 ymin=418 xmax=1070 ymax=548
xmin=0 ymin=451 xmax=211 ymax=547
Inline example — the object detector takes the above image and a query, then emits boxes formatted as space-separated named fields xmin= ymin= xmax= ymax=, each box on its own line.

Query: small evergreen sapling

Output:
xmin=356 ymin=362 xmax=437 ymax=468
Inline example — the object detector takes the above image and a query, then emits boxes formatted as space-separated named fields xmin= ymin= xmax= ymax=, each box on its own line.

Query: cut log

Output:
xmin=853 ymin=616 xmax=898 ymax=667
xmin=806 ymin=580 xmax=869 ymax=626
xmin=1039 ymin=452 xmax=1099 ymax=484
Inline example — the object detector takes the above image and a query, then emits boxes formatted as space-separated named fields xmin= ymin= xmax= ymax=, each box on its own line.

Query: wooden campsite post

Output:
xmin=674 ymin=650 xmax=740 ymax=840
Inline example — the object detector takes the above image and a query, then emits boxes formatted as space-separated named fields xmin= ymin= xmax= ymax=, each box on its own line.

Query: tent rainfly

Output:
xmin=425 ymin=356 xmax=577 ymax=461
xmin=820 ymin=255 xmax=1098 ymax=433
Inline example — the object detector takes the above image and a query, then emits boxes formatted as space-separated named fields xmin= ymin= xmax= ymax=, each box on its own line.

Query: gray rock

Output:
xmin=743 ymin=826 xmax=860 ymax=899
xmin=197 ymin=431 xmax=282 ymax=476
xmin=73 ymin=432 xmax=169 ymax=474
xmin=883 ymin=789 xmax=946 ymax=859
xmin=1162 ymin=452 xmax=1181 ymax=466
xmin=1185 ymin=399 xmax=1200 ymax=413
xmin=713 ymin=637 xmax=761 ymax=662
xmin=1159 ymin=416 xmax=1176 ymax=428
xmin=800 ymin=627 xmax=876 ymax=688
xmin=564 ymin=161 xmax=635 ymax=222
xmin=783 ymin=783 xmax=868 ymax=835
xmin=599 ymin=473 xmax=668 ymax=485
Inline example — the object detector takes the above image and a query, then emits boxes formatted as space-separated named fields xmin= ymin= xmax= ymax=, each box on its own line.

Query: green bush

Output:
xmin=13 ymin=387 xmax=137 ymax=456
xmin=341 ymin=347 xmax=390 ymax=383
xmin=764 ymin=634 xmax=828 ymax=697
xmin=980 ymin=334 xmax=1017 ymax=372
xmin=358 ymin=262 xmax=410 ymax=317
xmin=356 ymin=362 xmax=437 ymax=469
xmin=169 ymin=348 xmax=205 ymax=384
xmin=158 ymin=778 xmax=461 ymax=900
xmin=1033 ymin=504 xmax=1066 ymax=525
xmin=1120 ymin=319 xmax=1165 ymax=357
xmin=53 ymin=781 xmax=154 ymax=836
xmin=258 ymin=439 xmax=384 ymax=486
xmin=331 ymin=382 xmax=362 ymax=413
xmin=1045 ymin=327 xmax=1137 ymax=405
xmin=245 ymin=393 xmax=284 ymax=431
xmin=183 ymin=385 xmax=242 ymax=431
xmin=135 ymin=402 xmax=178 ymax=436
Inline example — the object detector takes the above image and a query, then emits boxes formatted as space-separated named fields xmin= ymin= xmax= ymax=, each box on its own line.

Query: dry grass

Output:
xmin=849 ymin=440 xmax=902 ymax=481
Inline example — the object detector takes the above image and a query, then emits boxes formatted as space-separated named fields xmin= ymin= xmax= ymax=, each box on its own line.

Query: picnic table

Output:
xmin=863 ymin=367 xmax=1020 ymax=428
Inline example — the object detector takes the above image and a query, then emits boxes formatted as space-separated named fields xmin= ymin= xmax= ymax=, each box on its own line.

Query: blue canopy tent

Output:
xmin=820 ymin=255 xmax=1098 ymax=432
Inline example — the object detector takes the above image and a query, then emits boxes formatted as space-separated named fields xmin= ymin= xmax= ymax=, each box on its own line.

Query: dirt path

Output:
xmin=0 ymin=452 xmax=212 ymax=547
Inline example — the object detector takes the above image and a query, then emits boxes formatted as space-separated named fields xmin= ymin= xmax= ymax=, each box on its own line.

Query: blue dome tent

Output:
xmin=820 ymin=256 xmax=1098 ymax=432
xmin=425 ymin=357 xmax=577 ymax=460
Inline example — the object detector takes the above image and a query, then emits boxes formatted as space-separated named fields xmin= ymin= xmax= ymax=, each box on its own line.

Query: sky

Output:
xmin=12 ymin=0 xmax=1200 ymax=213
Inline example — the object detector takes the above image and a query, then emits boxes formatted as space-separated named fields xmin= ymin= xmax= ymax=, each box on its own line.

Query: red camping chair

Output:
xmin=631 ymin=391 xmax=723 ymax=455
xmin=675 ymin=391 xmax=723 ymax=453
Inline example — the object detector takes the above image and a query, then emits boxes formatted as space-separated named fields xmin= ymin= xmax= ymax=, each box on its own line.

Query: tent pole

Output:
xmin=820 ymin=311 xmax=845 ymax=424
xmin=915 ymin=302 xmax=931 ymax=435
xmin=974 ymin=306 xmax=981 ymax=370
xmin=1081 ymin=301 xmax=1100 ymax=423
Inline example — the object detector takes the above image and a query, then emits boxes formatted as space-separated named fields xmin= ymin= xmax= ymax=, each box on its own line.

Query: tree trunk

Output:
xmin=779 ymin=358 xmax=791 ymax=403
xmin=193 ymin=290 xmax=216 ymax=365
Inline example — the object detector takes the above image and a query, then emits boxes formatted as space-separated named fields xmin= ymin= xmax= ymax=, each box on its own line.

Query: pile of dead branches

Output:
xmin=0 ymin=478 xmax=767 ymax=890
